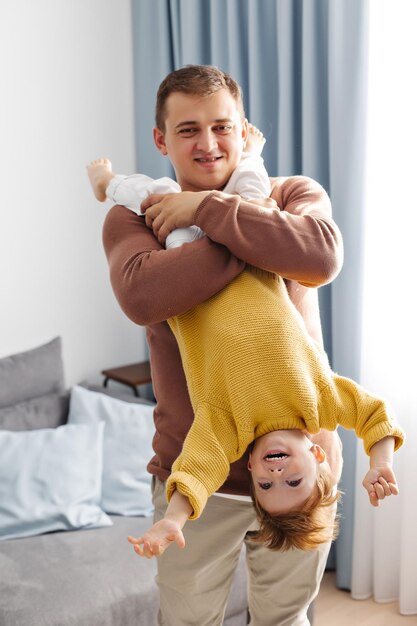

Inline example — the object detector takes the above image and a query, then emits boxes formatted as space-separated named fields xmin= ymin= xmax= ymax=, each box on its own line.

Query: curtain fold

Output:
xmin=327 ymin=0 xmax=369 ymax=590
xmin=131 ymin=0 xmax=369 ymax=589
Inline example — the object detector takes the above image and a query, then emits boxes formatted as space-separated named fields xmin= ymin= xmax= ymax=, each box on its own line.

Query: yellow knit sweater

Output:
xmin=166 ymin=267 xmax=404 ymax=519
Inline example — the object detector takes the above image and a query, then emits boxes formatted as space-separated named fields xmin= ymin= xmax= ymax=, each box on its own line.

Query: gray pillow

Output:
xmin=0 ymin=392 xmax=70 ymax=432
xmin=0 ymin=337 xmax=65 ymax=409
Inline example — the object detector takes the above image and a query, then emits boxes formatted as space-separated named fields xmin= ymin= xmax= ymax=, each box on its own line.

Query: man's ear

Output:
xmin=153 ymin=127 xmax=168 ymax=156
xmin=310 ymin=444 xmax=326 ymax=464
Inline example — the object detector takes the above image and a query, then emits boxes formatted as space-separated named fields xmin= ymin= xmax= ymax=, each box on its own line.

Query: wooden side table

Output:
xmin=101 ymin=361 xmax=152 ymax=397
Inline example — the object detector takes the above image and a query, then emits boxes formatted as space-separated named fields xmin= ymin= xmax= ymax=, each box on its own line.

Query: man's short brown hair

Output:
xmin=250 ymin=464 xmax=341 ymax=551
xmin=155 ymin=64 xmax=245 ymax=131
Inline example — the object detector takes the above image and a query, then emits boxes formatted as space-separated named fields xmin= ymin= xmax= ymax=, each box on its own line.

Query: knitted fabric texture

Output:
xmin=166 ymin=267 xmax=404 ymax=519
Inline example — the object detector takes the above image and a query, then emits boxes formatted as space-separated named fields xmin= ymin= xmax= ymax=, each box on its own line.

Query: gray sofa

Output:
xmin=0 ymin=338 xmax=248 ymax=626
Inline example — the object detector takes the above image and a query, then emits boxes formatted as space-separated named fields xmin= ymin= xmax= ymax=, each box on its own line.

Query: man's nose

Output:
xmin=196 ymin=130 xmax=217 ymax=152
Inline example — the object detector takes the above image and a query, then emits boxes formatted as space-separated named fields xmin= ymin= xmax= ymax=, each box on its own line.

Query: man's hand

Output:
xmin=311 ymin=429 xmax=343 ymax=484
xmin=141 ymin=191 xmax=212 ymax=245
xmin=362 ymin=466 xmax=399 ymax=507
xmin=127 ymin=519 xmax=186 ymax=559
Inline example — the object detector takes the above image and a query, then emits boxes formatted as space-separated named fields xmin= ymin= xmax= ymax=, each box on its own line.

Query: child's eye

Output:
xmin=286 ymin=479 xmax=302 ymax=488
xmin=259 ymin=482 xmax=272 ymax=490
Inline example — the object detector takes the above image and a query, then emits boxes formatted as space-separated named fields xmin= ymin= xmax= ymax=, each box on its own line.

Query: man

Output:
xmin=103 ymin=65 xmax=344 ymax=626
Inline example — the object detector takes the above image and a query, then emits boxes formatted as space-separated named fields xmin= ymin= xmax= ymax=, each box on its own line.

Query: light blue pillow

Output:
xmin=0 ymin=422 xmax=112 ymax=541
xmin=68 ymin=386 xmax=155 ymax=516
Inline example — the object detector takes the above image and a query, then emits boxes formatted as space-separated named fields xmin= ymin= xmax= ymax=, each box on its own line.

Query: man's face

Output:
xmin=153 ymin=89 xmax=248 ymax=192
xmin=248 ymin=430 xmax=326 ymax=515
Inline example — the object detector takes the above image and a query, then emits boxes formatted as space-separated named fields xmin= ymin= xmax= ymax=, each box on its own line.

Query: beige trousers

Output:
xmin=152 ymin=478 xmax=331 ymax=626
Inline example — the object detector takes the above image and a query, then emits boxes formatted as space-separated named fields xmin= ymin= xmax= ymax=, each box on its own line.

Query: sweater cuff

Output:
xmin=194 ymin=191 xmax=236 ymax=229
xmin=362 ymin=422 xmax=405 ymax=455
xmin=166 ymin=471 xmax=209 ymax=520
xmin=194 ymin=191 xmax=218 ymax=226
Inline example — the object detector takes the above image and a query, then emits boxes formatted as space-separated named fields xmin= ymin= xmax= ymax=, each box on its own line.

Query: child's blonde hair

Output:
xmin=250 ymin=464 xmax=341 ymax=551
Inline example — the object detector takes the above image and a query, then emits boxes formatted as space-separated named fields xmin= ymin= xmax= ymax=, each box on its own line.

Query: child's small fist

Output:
xmin=362 ymin=467 xmax=398 ymax=507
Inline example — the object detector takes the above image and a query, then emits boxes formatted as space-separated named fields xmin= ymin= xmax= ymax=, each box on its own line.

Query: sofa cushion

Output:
xmin=0 ymin=337 xmax=65 ymax=409
xmin=0 ymin=391 xmax=70 ymax=431
xmin=0 ymin=516 xmax=248 ymax=626
xmin=0 ymin=422 xmax=111 ymax=540
xmin=0 ymin=515 xmax=158 ymax=626
xmin=68 ymin=385 xmax=155 ymax=516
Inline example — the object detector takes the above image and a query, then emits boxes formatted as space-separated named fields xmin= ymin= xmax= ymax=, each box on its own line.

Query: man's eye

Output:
xmin=178 ymin=128 xmax=198 ymax=135
xmin=259 ymin=482 xmax=272 ymax=490
xmin=214 ymin=125 xmax=232 ymax=133
xmin=286 ymin=479 xmax=302 ymax=488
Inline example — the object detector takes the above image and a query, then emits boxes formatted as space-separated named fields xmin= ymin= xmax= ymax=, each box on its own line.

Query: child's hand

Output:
xmin=127 ymin=519 xmax=185 ymax=559
xmin=362 ymin=466 xmax=399 ymax=507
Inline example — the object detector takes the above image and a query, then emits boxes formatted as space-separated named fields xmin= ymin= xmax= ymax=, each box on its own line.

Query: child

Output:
xmin=126 ymin=265 xmax=403 ymax=558
xmin=87 ymin=124 xmax=271 ymax=249
xmin=88 ymin=135 xmax=404 ymax=560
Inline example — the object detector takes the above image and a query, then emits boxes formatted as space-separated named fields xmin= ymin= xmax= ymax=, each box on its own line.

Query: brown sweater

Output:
xmin=102 ymin=176 xmax=344 ymax=495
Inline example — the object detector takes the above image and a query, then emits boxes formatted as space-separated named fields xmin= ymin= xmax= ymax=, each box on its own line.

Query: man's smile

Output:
xmin=194 ymin=156 xmax=223 ymax=163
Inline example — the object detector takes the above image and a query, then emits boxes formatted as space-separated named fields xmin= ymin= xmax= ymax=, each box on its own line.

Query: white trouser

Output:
xmin=106 ymin=174 xmax=204 ymax=249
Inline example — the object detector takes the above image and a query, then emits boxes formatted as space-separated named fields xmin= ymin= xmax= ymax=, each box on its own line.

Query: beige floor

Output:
xmin=315 ymin=572 xmax=417 ymax=626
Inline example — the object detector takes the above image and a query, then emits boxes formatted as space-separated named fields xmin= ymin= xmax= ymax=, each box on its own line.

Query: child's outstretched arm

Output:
xmin=362 ymin=436 xmax=399 ymax=507
xmin=127 ymin=490 xmax=192 ymax=558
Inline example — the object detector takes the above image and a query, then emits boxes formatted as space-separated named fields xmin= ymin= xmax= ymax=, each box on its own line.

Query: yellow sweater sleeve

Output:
xmin=318 ymin=374 xmax=405 ymax=455
xmin=166 ymin=403 xmax=248 ymax=520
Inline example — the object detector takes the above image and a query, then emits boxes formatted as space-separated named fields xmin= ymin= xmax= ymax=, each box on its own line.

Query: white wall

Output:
xmin=0 ymin=0 xmax=146 ymax=386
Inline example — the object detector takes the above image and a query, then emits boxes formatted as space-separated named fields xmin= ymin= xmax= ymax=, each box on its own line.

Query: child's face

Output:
xmin=248 ymin=429 xmax=326 ymax=514
xmin=153 ymin=89 xmax=248 ymax=193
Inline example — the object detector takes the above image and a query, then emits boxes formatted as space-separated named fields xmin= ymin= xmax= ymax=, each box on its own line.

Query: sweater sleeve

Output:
xmin=194 ymin=175 xmax=343 ymax=287
xmin=102 ymin=205 xmax=245 ymax=325
xmin=166 ymin=403 xmax=243 ymax=520
xmin=319 ymin=374 xmax=405 ymax=455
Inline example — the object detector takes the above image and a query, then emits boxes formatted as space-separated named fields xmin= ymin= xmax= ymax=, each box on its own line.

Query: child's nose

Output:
xmin=268 ymin=467 xmax=283 ymax=473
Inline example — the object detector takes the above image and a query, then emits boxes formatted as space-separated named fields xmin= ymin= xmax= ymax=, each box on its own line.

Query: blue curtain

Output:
xmin=131 ymin=0 xmax=369 ymax=590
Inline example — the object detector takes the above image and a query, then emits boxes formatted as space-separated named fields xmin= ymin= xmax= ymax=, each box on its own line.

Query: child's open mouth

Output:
xmin=264 ymin=452 xmax=289 ymax=461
